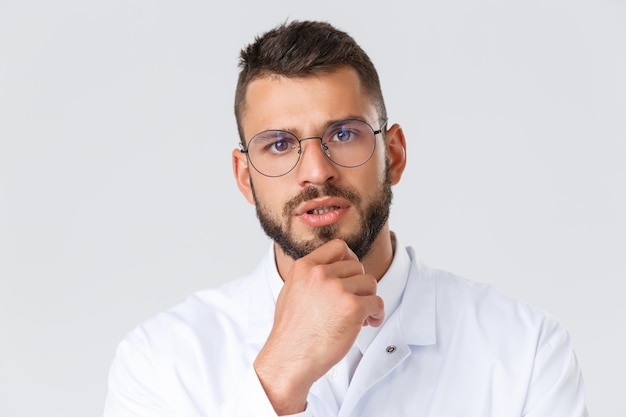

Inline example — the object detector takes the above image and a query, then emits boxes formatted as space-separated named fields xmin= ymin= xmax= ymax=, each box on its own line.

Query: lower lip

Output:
xmin=298 ymin=207 xmax=348 ymax=227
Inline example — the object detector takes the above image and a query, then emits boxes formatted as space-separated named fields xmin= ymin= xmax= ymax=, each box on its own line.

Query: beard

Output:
xmin=252 ymin=162 xmax=393 ymax=260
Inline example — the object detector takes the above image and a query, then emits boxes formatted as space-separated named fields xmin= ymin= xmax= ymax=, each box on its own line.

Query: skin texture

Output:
xmin=253 ymin=160 xmax=393 ymax=261
xmin=232 ymin=67 xmax=407 ymax=415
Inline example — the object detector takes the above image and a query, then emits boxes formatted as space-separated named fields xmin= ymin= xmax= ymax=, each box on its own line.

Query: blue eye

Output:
xmin=271 ymin=139 xmax=291 ymax=152
xmin=254 ymin=132 xmax=298 ymax=155
xmin=335 ymin=128 xmax=354 ymax=142
xmin=328 ymin=124 xmax=364 ymax=143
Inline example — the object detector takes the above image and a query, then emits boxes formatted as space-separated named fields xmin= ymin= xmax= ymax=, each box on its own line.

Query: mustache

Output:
xmin=283 ymin=183 xmax=361 ymax=217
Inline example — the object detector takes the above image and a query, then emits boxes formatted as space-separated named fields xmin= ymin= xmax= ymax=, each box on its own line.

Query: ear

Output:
xmin=232 ymin=148 xmax=256 ymax=205
xmin=384 ymin=123 xmax=407 ymax=185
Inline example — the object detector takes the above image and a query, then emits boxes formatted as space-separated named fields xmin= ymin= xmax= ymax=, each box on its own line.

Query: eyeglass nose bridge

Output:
xmin=297 ymin=136 xmax=331 ymax=159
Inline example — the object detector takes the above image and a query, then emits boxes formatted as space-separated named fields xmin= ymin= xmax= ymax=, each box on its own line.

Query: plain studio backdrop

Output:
xmin=1 ymin=0 xmax=624 ymax=416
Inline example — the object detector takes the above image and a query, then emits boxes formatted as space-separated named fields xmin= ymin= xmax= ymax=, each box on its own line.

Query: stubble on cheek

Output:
xmin=250 ymin=170 xmax=392 ymax=261
xmin=252 ymin=181 xmax=363 ymax=259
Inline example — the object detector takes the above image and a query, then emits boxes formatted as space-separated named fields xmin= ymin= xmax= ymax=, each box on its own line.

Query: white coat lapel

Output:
xmin=338 ymin=310 xmax=410 ymax=416
xmin=338 ymin=248 xmax=437 ymax=416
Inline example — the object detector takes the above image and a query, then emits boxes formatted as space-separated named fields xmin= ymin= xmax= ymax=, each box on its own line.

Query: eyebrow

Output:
xmin=270 ymin=115 xmax=371 ymax=137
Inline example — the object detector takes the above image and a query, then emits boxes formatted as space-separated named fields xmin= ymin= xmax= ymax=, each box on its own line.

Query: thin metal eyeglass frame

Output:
xmin=239 ymin=119 xmax=388 ymax=177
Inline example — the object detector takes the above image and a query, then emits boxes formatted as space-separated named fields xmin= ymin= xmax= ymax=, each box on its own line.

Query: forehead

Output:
xmin=241 ymin=67 xmax=378 ymax=138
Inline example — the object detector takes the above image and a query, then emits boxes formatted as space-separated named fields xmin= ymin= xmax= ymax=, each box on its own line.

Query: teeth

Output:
xmin=309 ymin=206 xmax=339 ymax=215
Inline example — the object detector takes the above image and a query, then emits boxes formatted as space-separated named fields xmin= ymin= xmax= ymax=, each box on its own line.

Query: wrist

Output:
xmin=253 ymin=356 xmax=312 ymax=415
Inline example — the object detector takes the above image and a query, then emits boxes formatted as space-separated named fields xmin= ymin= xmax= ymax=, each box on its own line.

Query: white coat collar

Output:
xmin=245 ymin=235 xmax=436 ymax=349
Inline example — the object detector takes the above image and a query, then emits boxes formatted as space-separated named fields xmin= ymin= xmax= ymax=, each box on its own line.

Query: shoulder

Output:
xmin=425 ymin=259 xmax=549 ymax=316
xmin=104 ymin=260 xmax=277 ymax=414
xmin=407 ymin=248 xmax=567 ymax=346
xmin=120 ymin=266 xmax=272 ymax=360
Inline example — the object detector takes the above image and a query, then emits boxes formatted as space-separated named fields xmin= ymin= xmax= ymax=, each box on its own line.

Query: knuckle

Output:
xmin=375 ymin=295 xmax=385 ymax=310
xmin=342 ymin=294 xmax=362 ymax=316
xmin=367 ymin=275 xmax=378 ymax=291
xmin=358 ymin=275 xmax=377 ymax=295
xmin=307 ymin=264 xmax=329 ymax=283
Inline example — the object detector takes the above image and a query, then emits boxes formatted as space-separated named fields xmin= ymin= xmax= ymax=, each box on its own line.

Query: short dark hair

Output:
xmin=234 ymin=20 xmax=387 ymax=143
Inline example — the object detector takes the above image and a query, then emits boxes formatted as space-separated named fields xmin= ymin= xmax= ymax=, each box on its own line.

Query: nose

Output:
xmin=294 ymin=136 xmax=337 ymax=186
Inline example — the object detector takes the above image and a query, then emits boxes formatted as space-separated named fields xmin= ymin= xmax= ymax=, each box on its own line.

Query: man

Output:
xmin=104 ymin=20 xmax=587 ymax=416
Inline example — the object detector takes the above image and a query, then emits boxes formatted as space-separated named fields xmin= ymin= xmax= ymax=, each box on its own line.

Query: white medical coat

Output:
xmin=104 ymin=241 xmax=587 ymax=417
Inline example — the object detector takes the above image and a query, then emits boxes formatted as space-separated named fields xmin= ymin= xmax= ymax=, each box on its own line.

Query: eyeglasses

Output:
xmin=240 ymin=119 xmax=388 ymax=177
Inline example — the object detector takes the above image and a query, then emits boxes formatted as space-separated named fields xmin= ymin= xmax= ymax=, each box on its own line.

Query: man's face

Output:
xmin=237 ymin=67 xmax=393 ymax=260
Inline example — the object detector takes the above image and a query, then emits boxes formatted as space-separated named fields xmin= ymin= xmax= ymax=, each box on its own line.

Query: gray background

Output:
xmin=1 ymin=0 xmax=624 ymax=416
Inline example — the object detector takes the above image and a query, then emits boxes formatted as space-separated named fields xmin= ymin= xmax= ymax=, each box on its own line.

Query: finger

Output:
xmin=360 ymin=295 xmax=385 ymax=328
xmin=307 ymin=239 xmax=360 ymax=265
xmin=284 ymin=240 xmax=363 ymax=285
xmin=335 ymin=274 xmax=377 ymax=296
xmin=321 ymin=259 xmax=369 ymax=280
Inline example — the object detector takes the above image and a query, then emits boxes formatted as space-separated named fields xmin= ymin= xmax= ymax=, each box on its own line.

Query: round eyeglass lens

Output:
xmin=321 ymin=120 xmax=376 ymax=168
xmin=246 ymin=131 xmax=301 ymax=177
xmin=246 ymin=119 xmax=379 ymax=177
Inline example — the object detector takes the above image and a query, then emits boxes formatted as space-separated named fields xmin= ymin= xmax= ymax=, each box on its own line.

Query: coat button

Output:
xmin=386 ymin=345 xmax=396 ymax=354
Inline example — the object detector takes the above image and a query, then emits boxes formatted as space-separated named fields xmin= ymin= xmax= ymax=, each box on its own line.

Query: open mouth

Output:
xmin=295 ymin=198 xmax=350 ymax=228
xmin=307 ymin=205 xmax=340 ymax=215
